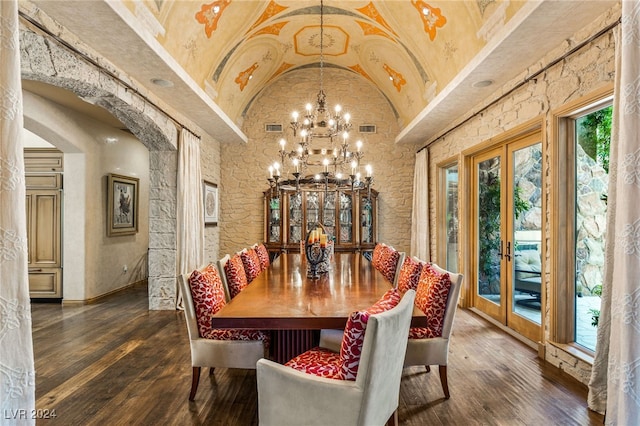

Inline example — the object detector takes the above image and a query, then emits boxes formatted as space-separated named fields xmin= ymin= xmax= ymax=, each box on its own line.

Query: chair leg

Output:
xmin=189 ymin=367 xmax=201 ymax=401
xmin=425 ymin=365 xmax=431 ymax=373
xmin=385 ymin=409 xmax=398 ymax=426
xmin=438 ymin=365 xmax=450 ymax=399
xmin=209 ymin=367 xmax=215 ymax=375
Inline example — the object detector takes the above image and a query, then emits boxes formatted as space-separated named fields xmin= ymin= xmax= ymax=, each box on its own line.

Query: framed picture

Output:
xmin=203 ymin=180 xmax=218 ymax=226
xmin=107 ymin=173 xmax=139 ymax=236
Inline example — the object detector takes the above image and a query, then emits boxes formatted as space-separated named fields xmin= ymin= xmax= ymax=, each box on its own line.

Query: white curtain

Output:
xmin=588 ymin=4 xmax=640 ymax=423
xmin=176 ymin=128 xmax=204 ymax=308
xmin=410 ymin=149 xmax=430 ymax=261
xmin=0 ymin=0 xmax=36 ymax=424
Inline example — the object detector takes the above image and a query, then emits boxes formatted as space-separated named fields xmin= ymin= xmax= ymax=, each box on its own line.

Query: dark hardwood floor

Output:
xmin=31 ymin=283 xmax=603 ymax=425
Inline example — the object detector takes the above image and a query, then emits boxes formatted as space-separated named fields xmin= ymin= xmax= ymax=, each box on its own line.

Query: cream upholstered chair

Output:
xmin=216 ymin=254 xmax=232 ymax=302
xmin=404 ymin=263 xmax=463 ymax=399
xmin=177 ymin=268 xmax=267 ymax=401
xmin=257 ymin=290 xmax=416 ymax=426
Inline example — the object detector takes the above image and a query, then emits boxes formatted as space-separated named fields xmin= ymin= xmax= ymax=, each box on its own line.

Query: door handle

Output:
xmin=497 ymin=240 xmax=504 ymax=259
xmin=505 ymin=241 xmax=512 ymax=262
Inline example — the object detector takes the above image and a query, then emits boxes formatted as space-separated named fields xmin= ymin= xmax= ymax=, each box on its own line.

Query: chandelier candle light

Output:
xmin=267 ymin=0 xmax=373 ymax=195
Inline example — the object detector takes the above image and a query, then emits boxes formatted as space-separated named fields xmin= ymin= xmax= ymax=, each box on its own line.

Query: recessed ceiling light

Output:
xmin=104 ymin=136 xmax=118 ymax=144
xmin=151 ymin=78 xmax=174 ymax=87
xmin=472 ymin=79 xmax=494 ymax=88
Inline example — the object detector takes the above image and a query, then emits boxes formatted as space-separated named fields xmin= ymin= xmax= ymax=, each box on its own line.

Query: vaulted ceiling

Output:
xmin=25 ymin=0 xmax=616 ymax=145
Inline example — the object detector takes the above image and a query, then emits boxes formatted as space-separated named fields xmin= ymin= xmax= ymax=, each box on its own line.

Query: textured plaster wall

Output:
xmin=201 ymin=133 xmax=221 ymax=265
xmin=220 ymin=68 xmax=415 ymax=257
xmin=426 ymin=5 xmax=619 ymax=385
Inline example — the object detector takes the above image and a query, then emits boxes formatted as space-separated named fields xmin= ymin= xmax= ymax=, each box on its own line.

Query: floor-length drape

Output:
xmin=588 ymin=4 xmax=640 ymax=423
xmin=0 ymin=0 xmax=37 ymax=423
xmin=176 ymin=128 xmax=204 ymax=308
xmin=410 ymin=149 xmax=429 ymax=260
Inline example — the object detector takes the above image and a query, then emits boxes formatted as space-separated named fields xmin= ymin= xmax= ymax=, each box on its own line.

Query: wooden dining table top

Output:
xmin=212 ymin=252 xmax=426 ymax=330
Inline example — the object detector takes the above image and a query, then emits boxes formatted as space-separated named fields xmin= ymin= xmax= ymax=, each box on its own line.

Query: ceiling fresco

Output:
xmin=25 ymin=0 xmax=618 ymax=144
xmin=122 ymin=0 xmax=525 ymax=126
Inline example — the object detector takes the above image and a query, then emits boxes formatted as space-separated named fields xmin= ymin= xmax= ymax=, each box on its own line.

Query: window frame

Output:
xmin=550 ymin=85 xmax=613 ymax=352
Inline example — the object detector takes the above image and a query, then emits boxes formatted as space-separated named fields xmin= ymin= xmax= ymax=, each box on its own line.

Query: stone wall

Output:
xmin=425 ymin=4 xmax=619 ymax=385
xmin=220 ymin=68 xmax=415 ymax=256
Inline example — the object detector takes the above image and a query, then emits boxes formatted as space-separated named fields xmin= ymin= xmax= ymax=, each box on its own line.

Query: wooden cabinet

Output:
xmin=264 ymin=186 xmax=378 ymax=253
xmin=25 ymin=149 xmax=63 ymax=299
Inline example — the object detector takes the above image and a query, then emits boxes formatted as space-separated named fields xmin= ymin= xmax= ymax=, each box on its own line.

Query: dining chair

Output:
xmin=372 ymin=243 xmax=404 ymax=284
xmin=177 ymin=265 xmax=269 ymax=401
xmin=318 ymin=250 xmax=409 ymax=352
xmin=257 ymin=289 xmax=416 ymax=426
xmin=240 ymin=247 xmax=262 ymax=282
xmin=216 ymin=254 xmax=232 ymax=302
xmin=220 ymin=252 xmax=250 ymax=298
xmin=255 ymin=243 xmax=270 ymax=270
xmin=403 ymin=262 xmax=464 ymax=399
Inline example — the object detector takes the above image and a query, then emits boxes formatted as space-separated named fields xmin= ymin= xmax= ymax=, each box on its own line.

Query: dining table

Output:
xmin=212 ymin=252 xmax=426 ymax=363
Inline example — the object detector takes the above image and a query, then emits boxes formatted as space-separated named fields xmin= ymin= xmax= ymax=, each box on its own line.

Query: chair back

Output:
xmin=177 ymin=271 xmax=200 ymax=343
xmin=216 ymin=254 xmax=232 ymax=302
xmin=431 ymin=263 xmax=464 ymax=339
xmin=393 ymin=251 xmax=406 ymax=288
xmin=356 ymin=289 xmax=416 ymax=425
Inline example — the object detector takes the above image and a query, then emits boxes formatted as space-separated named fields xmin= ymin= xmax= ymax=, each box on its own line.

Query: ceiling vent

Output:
xmin=359 ymin=124 xmax=376 ymax=134
xmin=265 ymin=123 xmax=283 ymax=132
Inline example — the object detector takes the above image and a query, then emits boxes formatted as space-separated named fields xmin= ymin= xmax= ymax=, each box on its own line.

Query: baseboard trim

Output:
xmin=62 ymin=279 xmax=147 ymax=306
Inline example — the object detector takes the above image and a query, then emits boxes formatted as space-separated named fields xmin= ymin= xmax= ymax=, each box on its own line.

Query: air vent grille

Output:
xmin=265 ymin=123 xmax=283 ymax=132
xmin=359 ymin=124 xmax=376 ymax=134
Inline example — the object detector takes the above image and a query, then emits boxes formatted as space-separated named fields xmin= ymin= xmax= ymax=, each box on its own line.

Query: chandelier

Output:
xmin=267 ymin=0 xmax=373 ymax=195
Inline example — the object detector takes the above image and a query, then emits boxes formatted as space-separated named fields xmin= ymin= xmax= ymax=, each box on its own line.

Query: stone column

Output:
xmin=148 ymin=150 xmax=178 ymax=310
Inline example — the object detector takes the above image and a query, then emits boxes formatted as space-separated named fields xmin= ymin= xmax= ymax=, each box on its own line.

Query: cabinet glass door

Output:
xmin=323 ymin=191 xmax=336 ymax=240
xmin=288 ymin=192 xmax=303 ymax=244
xmin=267 ymin=196 xmax=281 ymax=243
xmin=339 ymin=192 xmax=353 ymax=243
xmin=360 ymin=195 xmax=374 ymax=244
xmin=306 ymin=191 xmax=321 ymax=234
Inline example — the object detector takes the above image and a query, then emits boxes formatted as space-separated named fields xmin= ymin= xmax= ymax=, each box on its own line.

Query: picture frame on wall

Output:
xmin=107 ymin=173 xmax=139 ymax=236
xmin=203 ymin=180 xmax=218 ymax=226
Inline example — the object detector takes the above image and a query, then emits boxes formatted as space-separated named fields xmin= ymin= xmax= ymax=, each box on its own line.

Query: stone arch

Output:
xmin=20 ymin=25 xmax=179 ymax=310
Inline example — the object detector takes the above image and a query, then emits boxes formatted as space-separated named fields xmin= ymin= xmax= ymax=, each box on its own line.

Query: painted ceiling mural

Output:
xmin=123 ymin=0 xmax=526 ymax=128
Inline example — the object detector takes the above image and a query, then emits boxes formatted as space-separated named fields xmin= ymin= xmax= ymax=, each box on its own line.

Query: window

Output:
xmin=553 ymin=87 xmax=612 ymax=352
xmin=574 ymin=104 xmax=611 ymax=351
xmin=438 ymin=162 xmax=459 ymax=272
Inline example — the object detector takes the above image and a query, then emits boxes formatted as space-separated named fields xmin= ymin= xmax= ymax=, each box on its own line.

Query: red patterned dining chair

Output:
xmin=318 ymin=249 xmax=410 ymax=353
xmin=255 ymin=243 xmax=270 ymax=271
xmin=257 ymin=289 xmax=416 ymax=426
xmin=177 ymin=265 xmax=269 ymax=401
xmin=219 ymin=252 xmax=250 ymax=298
xmin=240 ymin=247 xmax=262 ymax=282
xmin=403 ymin=262 xmax=464 ymax=399
xmin=371 ymin=243 xmax=405 ymax=285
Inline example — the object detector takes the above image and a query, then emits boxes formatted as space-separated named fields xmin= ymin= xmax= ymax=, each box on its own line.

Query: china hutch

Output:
xmin=264 ymin=178 xmax=377 ymax=254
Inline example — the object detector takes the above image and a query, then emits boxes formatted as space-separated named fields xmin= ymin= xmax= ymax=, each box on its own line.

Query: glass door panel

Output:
xmin=476 ymin=153 xmax=503 ymax=313
xmin=267 ymin=196 xmax=281 ymax=243
xmin=288 ymin=192 xmax=302 ymax=244
xmin=360 ymin=195 xmax=373 ymax=244
xmin=510 ymin=142 xmax=542 ymax=326
xmin=339 ymin=192 xmax=353 ymax=243
xmin=306 ymin=191 xmax=320 ymax=234
xmin=323 ymin=191 xmax=336 ymax=240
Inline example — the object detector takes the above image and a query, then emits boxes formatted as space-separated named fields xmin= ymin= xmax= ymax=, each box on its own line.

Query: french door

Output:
xmin=472 ymin=132 xmax=542 ymax=342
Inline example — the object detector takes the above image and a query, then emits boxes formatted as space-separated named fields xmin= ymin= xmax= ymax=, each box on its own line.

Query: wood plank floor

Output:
xmin=31 ymin=283 xmax=604 ymax=425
